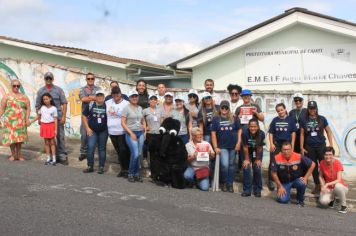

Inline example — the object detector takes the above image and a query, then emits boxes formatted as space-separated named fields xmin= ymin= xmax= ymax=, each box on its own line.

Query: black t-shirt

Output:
xmin=289 ymin=108 xmax=307 ymax=134
xmin=82 ymin=103 xmax=107 ymax=132
xmin=197 ymin=105 xmax=219 ymax=135
xmin=242 ymin=129 xmax=265 ymax=158
xmin=300 ymin=115 xmax=329 ymax=147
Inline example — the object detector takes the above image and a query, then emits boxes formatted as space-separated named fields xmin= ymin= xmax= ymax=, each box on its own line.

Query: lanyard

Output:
xmin=295 ymin=109 xmax=302 ymax=122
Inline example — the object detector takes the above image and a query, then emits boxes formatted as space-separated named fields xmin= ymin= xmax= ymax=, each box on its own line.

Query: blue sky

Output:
xmin=1 ymin=0 xmax=355 ymax=64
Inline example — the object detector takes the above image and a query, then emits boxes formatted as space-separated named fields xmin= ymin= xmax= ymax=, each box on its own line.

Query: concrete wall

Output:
xmin=192 ymin=24 xmax=356 ymax=91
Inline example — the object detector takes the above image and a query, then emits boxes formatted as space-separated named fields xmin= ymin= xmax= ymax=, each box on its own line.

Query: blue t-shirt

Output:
xmin=211 ymin=116 xmax=241 ymax=149
xmin=242 ymin=129 xmax=265 ymax=159
xmin=82 ymin=103 xmax=107 ymax=132
xmin=268 ymin=116 xmax=296 ymax=144
xmin=301 ymin=115 xmax=329 ymax=147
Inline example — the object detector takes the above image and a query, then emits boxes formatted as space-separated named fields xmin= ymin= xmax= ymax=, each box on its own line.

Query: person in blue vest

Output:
xmin=241 ymin=119 xmax=266 ymax=197
xmin=82 ymin=90 xmax=108 ymax=174
xmin=271 ymin=141 xmax=315 ymax=206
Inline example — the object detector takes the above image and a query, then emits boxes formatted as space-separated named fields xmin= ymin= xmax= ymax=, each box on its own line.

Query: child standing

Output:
xmin=32 ymin=93 xmax=58 ymax=165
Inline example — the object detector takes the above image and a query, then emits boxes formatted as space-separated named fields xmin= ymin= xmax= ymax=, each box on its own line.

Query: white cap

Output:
xmin=95 ymin=90 xmax=105 ymax=96
xmin=164 ymin=92 xmax=174 ymax=97
xmin=128 ymin=90 xmax=139 ymax=97
xmin=201 ymin=91 xmax=212 ymax=99
xmin=293 ymin=92 xmax=304 ymax=100
xmin=174 ymin=95 xmax=185 ymax=101
xmin=149 ymin=94 xmax=158 ymax=100
xmin=188 ymin=89 xmax=198 ymax=96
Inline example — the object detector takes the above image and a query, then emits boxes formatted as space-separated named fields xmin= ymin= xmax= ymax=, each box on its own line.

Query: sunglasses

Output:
xmin=221 ymin=106 xmax=229 ymax=110
xmin=294 ymin=99 xmax=303 ymax=102
xmin=12 ymin=85 xmax=21 ymax=88
xmin=130 ymin=95 xmax=138 ymax=98
xmin=86 ymin=77 xmax=95 ymax=81
xmin=45 ymin=77 xmax=53 ymax=81
xmin=188 ymin=94 xmax=197 ymax=98
xmin=203 ymin=96 xmax=212 ymax=100
xmin=230 ymin=92 xmax=239 ymax=96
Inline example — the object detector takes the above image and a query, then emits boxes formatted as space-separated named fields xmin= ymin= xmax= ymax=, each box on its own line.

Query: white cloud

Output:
xmin=0 ymin=0 xmax=47 ymax=15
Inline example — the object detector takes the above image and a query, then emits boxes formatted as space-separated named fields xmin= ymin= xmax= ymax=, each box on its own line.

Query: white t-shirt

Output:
xmin=39 ymin=106 xmax=58 ymax=123
xmin=185 ymin=141 xmax=214 ymax=169
xmin=105 ymin=98 xmax=129 ymax=135
xmin=230 ymin=100 xmax=243 ymax=114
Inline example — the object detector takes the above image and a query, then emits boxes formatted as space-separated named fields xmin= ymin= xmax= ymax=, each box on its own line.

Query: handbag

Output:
xmin=195 ymin=167 xmax=209 ymax=180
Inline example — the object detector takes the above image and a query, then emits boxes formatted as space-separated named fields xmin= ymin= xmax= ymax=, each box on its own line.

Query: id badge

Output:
xmin=296 ymin=123 xmax=300 ymax=129
xmin=153 ymin=116 xmax=158 ymax=122
xmin=253 ymin=151 xmax=256 ymax=158
xmin=98 ymin=118 xmax=102 ymax=124
xmin=311 ymin=131 xmax=317 ymax=136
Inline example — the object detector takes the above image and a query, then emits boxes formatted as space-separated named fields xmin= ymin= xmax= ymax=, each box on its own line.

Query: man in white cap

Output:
xmin=289 ymin=93 xmax=307 ymax=153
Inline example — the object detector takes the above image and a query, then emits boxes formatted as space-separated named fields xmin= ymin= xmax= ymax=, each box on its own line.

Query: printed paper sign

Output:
xmin=240 ymin=107 xmax=254 ymax=124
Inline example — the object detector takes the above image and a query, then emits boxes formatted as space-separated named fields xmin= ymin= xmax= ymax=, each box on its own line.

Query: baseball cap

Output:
xmin=174 ymin=95 xmax=184 ymax=102
xmin=188 ymin=89 xmax=198 ymax=96
xmin=293 ymin=93 xmax=304 ymax=100
xmin=307 ymin=101 xmax=318 ymax=109
xmin=240 ymin=89 xmax=252 ymax=96
xmin=149 ymin=94 xmax=158 ymax=100
xmin=164 ymin=92 xmax=174 ymax=97
xmin=95 ymin=90 xmax=105 ymax=96
xmin=201 ymin=92 xmax=212 ymax=99
xmin=44 ymin=72 xmax=54 ymax=79
xmin=128 ymin=90 xmax=139 ymax=97
xmin=220 ymin=100 xmax=230 ymax=109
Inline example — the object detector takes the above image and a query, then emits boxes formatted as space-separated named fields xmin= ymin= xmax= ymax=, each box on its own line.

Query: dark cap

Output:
xmin=307 ymin=101 xmax=318 ymax=109
xmin=44 ymin=72 xmax=54 ymax=79
xmin=220 ymin=100 xmax=230 ymax=109
xmin=111 ymin=86 xmax=121 ymax=94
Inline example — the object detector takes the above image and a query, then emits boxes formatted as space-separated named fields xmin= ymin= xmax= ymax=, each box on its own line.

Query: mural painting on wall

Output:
xmin=0 ymin=59 xmax=112 ymax=138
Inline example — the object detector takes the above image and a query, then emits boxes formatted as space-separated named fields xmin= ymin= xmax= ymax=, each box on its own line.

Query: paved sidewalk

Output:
xmin=1 ymin=131 xmax=355 ymax=209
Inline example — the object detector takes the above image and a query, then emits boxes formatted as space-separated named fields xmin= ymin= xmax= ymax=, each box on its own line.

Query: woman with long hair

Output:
xmin=172 ymin=96 xmax=192 ymax=144
xmin=197 ymin=92 xmax=219 ymax=143
xmin=211 ymin=100 xmax=241 ymax=193
xmin=186 ymin=89 xmax=199 ymax=128
xmin=136 ymin=79 xmax=149 ymax=109
xmin=300 ymin=101 xmax=333 ymax=194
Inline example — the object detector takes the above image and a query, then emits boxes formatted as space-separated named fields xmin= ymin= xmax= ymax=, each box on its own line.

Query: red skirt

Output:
xmin=40 ymin=122 xmax=56 ymax=138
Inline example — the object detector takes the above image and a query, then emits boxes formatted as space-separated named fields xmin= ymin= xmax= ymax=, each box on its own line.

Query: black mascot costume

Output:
xmin=153 ymin=117 xmax=187 ymax=189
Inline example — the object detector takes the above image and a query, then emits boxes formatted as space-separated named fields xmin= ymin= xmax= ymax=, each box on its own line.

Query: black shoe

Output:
xmin=117 ymin=171 xmax=128 ymax=178
xmin=83 ymin=167 xmax=94 ymax=173
xmin=221 ymin=184 xmax=228 ymax=192
xmin=128 ymin=176 xmax=135 ymax=183
xmin=241 ymin=192 xmax=251 ymax=197
xmin=297 ymin=201 xmax=305 ymax=207
xmin=338 ymin=206 xmax=348 ymax=214
xmin=328 ymin=199 xmax=335 ymax=209
xmin=134 ymin=176 xmax=143 ymax=182
xmin=254 ymin=192 xmax=261 ymax=198
xmin=227 ymin=185 xmax=234 ymax=193
xmin=79 ymin=154 xmax=86 ymax=161
xmin=97 ymin=167 xmax=104 ymax=174
xmin=268 ymin=181 xmax=275 ymax=191
xmin=58 ymin=158 xmax=68 ymax=165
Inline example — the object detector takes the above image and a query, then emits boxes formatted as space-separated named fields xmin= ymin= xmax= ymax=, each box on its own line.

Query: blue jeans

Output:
xmin=184 ymin=166 xmax=209 ymax=191
xmin=220 ymin=149 xmax=236 ymax=185
xmin=126 ymin=131 xmax=144 ymax=177
xmin=86 ymin=130 xmax=108 ymax=168
xmin=277 ymin=178 xmax=307 ymax=203
xmin=243 ymin=157 xmax=263 ymax=194
xmin=179 ymin=134 xmax=189 ymax=145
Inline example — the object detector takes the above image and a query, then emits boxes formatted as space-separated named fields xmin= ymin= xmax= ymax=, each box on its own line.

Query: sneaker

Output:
xmin=142 ymin=159 xmax=149 ymax=168
xmin=254 ymin=192 xmax=262 ymax=198
xmin=117 ymin=171 xmax=128 ymax=178
xmin=44 ymin=160 xmax=51 ymax=165
xmin=338 ymin=206 xmax=348 ymax=214
xmin=78 ymin=154 xmax=86 ymax=161
xmin=227 ymin=184 xmax=234 ymax=193
xmin=83 ymin=167 xmax=94 ymax=173
xmin=128 ymin=176 xmax=135 ymax=183
xmin=221 ymin=184 xmax=228 ymax=192
xmin=134 ymin=176 xmax=143 ymax=183
xmin=58 ymin=158 xmax=68 ymax=165
xmin=268 ymin=181 xmax=275 ymax=191
xmin=241 ymin=192 xmax=251 ymax=197
xmin=97 ymin=167 xmax=104 ymax=174
xmin=297 ymin=201 xmax=305 ymax=207
xmin=50 ymin=162 xmax=56 ymax=166
xmin=328 ymin=199 xmax=335 ymax=209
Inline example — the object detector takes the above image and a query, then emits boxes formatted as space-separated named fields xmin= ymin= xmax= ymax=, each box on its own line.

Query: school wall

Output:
xmin=192 ymin=24 xmax=356 ymax=91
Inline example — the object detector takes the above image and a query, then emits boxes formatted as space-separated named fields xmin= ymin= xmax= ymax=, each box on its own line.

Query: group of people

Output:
xmin=0 ymin=73 xmax=349 ymax=213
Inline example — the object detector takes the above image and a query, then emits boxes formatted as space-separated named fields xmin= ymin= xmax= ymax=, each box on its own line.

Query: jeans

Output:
xmin=56 ymin=120 xmax=67 ymax=160
xmin=305 ymin=144 xmax=326 ymax=185
xmin=109 ymin=134 xmax=130 ymax=171
xmin=184 ymin=166 xmax=209 ymax=191
xmin=277 ymin=178 xmax=307 ymax=203
xmin=243 ymin=157 xmax=263 ymax=194
xmin=80 ymin=122 xmax=87 ymax=155
xmin=126 ymin=131 xmax=144 ymax=177
xmin=179 ymin=134 xmax=189 ymax=145
xmin=220 ymin=149 xmax=237 ymax=185
xmin=86 ymin=130 xmax=108 ymax=168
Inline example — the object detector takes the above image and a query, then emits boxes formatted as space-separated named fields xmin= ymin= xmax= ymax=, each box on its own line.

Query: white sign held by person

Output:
xmin=245 ymin=44 xmax=356 ymax=85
